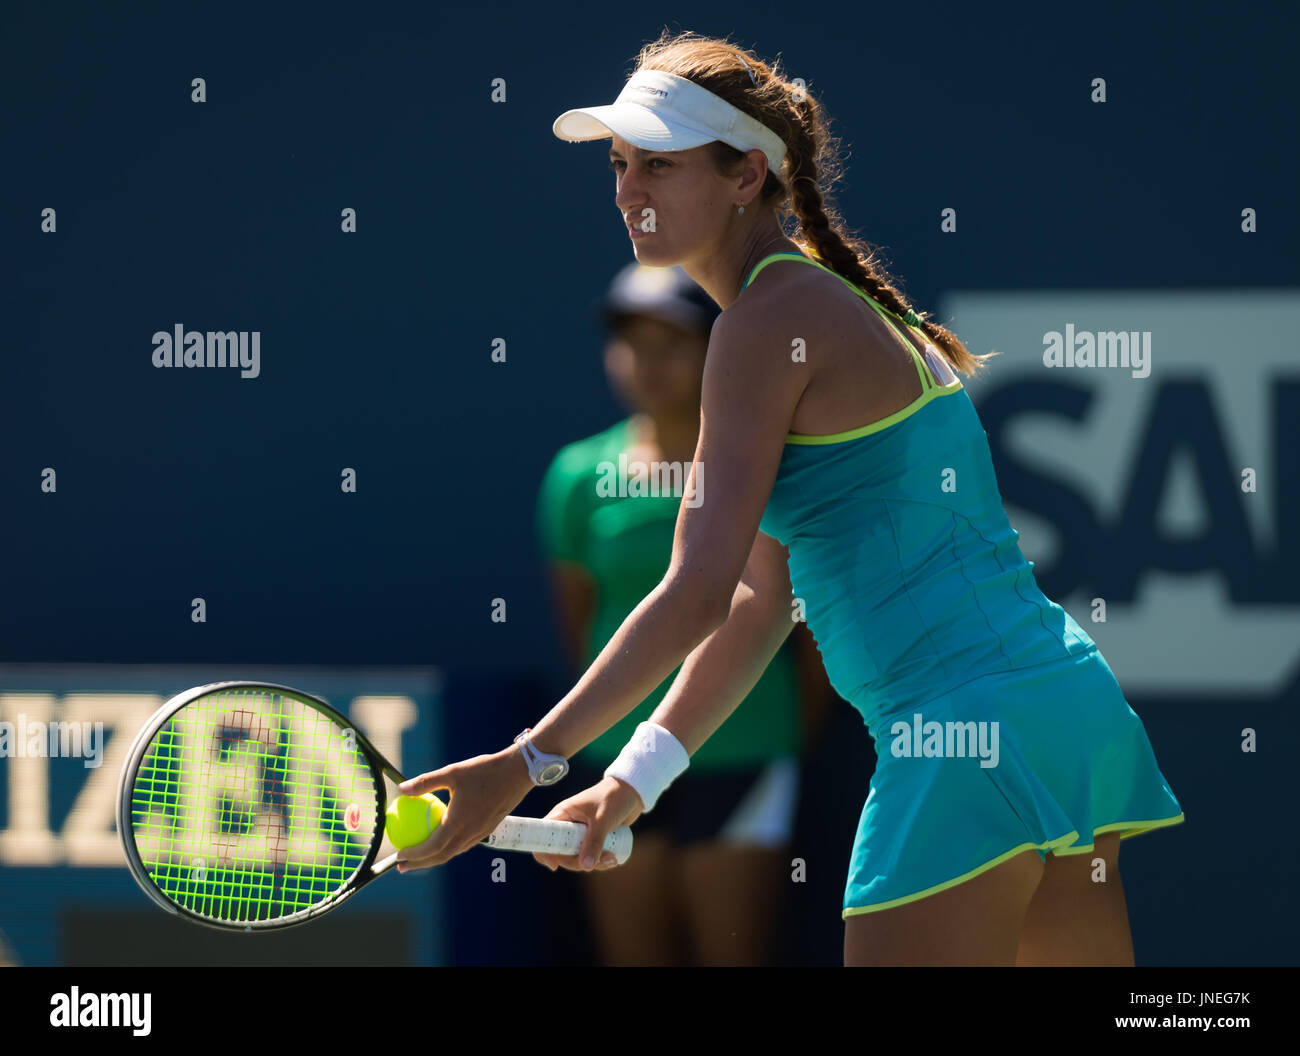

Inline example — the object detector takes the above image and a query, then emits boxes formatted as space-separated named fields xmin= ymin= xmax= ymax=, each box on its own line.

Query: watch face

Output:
xmin=538 ymin=760 xmax=568 ymax=786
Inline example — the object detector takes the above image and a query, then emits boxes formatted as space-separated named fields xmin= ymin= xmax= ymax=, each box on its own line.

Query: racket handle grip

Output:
xmin=483 ymin=817 xmax=633 ymax=865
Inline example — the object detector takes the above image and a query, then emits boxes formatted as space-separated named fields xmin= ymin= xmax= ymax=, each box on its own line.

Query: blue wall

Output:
xmin=3 ymin=1 xmax=1297 ymax=964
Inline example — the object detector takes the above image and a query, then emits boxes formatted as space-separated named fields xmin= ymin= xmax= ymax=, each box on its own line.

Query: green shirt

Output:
xmin=536 ymin=419 xmax=801 ymax=771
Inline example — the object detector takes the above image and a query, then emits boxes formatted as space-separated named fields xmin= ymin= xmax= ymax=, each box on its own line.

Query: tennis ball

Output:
xmin=385 ymin=792 xmax=446 ymax=850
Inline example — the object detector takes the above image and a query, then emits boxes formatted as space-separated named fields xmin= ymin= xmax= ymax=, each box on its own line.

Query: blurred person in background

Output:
xmin=535 ymin=262 xmax=832 ymax=966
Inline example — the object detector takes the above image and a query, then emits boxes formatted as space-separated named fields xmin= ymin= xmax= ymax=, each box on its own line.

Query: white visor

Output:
xmin=553 ymin=69 xmax=787 ymax=174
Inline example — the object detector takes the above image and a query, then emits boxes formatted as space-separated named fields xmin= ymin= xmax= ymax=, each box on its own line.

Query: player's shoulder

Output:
xmin=712 ymin=257 xmax=860 ymax=364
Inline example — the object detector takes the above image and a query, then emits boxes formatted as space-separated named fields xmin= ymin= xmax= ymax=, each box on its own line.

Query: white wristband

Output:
xmin=604 ymin=721 xmax=690 ymax=813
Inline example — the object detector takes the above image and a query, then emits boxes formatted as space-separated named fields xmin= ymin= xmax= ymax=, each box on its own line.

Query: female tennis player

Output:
xmin=395 ymin=29 xmax=1185 ymax=966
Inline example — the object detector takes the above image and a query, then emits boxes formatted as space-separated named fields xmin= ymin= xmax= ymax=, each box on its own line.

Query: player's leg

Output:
xmin=843 ymin=848 xmax=1044 ymax=966
xmin=1015 ymin=832 xmax=1134 ymax=966
xmin=580 ymin=830 xmax=685 ymax=966
xmin=677 ymin=843 xmax=789 ymax=966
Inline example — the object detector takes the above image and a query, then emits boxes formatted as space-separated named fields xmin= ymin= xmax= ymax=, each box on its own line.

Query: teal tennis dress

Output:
xmin=746 ymin=252 xmax=1184 ymax=917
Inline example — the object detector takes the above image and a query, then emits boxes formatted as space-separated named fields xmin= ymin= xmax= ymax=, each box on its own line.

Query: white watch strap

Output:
xmin=604 ymin=721 xmax=689 ymax=813
xmin=515 ymin=728 xmax=568 ymax=785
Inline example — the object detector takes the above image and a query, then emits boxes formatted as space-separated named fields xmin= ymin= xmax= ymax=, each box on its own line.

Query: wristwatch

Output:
xmin=513 ymin=728 xmax=569 ymax=786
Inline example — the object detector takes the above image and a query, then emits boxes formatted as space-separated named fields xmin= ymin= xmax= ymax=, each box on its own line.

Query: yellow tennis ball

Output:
xmin=385 ymin=792 xmax=446 ymax=849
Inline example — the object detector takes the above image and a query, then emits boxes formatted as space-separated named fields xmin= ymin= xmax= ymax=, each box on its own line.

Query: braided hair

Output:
xmin=633 ymin=29 xmax=995 ymax=375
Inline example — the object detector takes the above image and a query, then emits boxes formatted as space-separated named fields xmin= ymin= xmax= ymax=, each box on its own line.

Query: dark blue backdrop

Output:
xmin=3 ymin=1 xmax=1296 ymax=965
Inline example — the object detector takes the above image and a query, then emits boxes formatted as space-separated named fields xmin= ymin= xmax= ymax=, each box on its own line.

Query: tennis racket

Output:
xmin=116 ymin=680 xmax=632 ymax=931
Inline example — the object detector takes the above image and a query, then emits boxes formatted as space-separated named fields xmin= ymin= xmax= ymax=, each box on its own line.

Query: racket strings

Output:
xmin=130 ymin=687 xmax=381 ymax=924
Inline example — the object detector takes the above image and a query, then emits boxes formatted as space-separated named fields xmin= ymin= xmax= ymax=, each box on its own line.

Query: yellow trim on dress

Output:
xmin=841 ymin=813 xmax=1186 ymax=918
xmin=786 ymin=379 xmax=964 ymax=445
xmin=1050 ymin=813 xmax=1187 ymax=856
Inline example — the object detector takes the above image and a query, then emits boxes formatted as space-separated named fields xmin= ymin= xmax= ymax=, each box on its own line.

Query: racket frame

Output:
xmin=116 ymin=680 xmax=402 ymax=933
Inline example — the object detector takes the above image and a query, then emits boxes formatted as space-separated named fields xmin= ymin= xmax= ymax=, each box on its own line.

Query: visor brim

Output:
xmin=553 ymin=103 xmax=717 ymax=154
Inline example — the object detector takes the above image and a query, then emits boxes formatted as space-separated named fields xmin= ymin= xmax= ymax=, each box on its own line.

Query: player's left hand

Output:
xmin=394 ymin=747 xmax=535 ymax=872
xmin=532 ymin=774 xmax=643 ymax=873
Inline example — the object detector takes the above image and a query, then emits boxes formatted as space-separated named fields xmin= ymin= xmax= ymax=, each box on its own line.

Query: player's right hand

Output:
xmin=533 ymin=774 xmax=643 ymax=873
